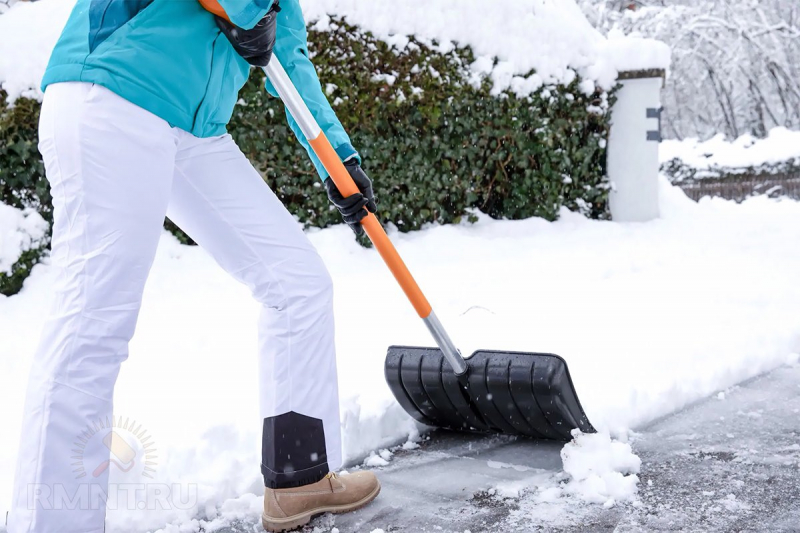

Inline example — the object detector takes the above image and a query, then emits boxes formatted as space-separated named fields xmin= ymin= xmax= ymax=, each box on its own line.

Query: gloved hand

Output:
xmin=325 ymin=160 xmax=378 ymax=236
xmin=215 ymin=0 xmax=281 ymax=68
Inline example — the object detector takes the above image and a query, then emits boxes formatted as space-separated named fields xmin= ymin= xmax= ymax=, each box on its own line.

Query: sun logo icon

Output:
xmin=72 ymin=416 xmax=158 ymax=480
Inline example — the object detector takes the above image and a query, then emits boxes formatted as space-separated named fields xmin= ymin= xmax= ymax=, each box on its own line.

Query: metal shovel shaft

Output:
xmin=263 ymin=59 xmax=467 ymax=376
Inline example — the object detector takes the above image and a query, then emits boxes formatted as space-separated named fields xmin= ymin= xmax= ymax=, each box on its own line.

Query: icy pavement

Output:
xmin=332 ymin=434 xmax=564 ymax=532
xmin=210 ymin=434 xmax=566 ymax=533
xmin=615 ymin=362 xmax=800 ymax=532
xmin=211 ymin=363 xmax=800 ymax=532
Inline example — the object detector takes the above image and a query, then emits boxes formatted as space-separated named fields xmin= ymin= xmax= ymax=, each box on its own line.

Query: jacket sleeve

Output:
xmin=216 ymin=0 xmax=273 ymax=30
xmin=264 ymin=0 xmax=358 ymax=179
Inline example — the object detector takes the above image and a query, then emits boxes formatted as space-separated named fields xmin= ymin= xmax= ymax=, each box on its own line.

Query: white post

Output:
xmin=607 ymin=71 xmax=665 ymax=222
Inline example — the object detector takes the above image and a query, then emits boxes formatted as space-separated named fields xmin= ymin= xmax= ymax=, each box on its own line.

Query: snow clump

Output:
xmin=0 ymin=204 xmax=48 ymax=275
xmin=560 ymin=430 xmax=641 ymax=506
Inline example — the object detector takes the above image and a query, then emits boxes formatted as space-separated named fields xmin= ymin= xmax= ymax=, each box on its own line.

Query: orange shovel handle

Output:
xmin=198 ymin=0 xmax=230 ymax=20
xmin=309 ymin=135 xmax=433 ymax=318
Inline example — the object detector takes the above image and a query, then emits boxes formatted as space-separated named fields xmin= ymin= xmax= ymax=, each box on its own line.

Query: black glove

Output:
xmin=325 ymin=160 xmax=378 ymax=236
xmin=215 ymin=1 xmax=281 ymax=68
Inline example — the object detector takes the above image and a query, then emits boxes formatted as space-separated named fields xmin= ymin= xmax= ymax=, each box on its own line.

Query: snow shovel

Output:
xmin=260 ymin=57 xmax=595 ymax=439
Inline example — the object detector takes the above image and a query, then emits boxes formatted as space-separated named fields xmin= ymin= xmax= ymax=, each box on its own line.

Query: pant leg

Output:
xmin=8 ymin=83 xmax=177 ymax=533
xmin=166 ymin=132 xmax=342 ymax=489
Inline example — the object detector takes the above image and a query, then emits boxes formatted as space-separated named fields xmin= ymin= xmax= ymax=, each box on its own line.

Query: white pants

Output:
xmin=9 ymin=82 xmax=342 ymax=533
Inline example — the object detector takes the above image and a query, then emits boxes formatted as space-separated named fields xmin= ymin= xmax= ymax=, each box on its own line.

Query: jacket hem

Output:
xmin=41 ymin=63 xmax=226 ymax=138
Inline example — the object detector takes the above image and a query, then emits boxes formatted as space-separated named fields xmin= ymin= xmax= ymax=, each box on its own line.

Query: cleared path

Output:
xmin=220 ymin=364 xmax=800 ymax=532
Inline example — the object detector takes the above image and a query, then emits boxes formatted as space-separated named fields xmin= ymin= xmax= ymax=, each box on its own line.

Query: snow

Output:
xmin=493 ymin=478 xmax=542 ymax=500
xmin=363 ymin=450 xmax=392 ymax=468
xmin=596 ymin=29 xmax=670 ymax=77
xmin=560 ymin=431 xmax=640 ymax=505
xmin=580 ymin=0 xmax=800 ymax=141
xmin=0 ymin=203 xmax=48 ymax=275
xmin=302 ymin=0 xmax=671 ymax=91
xmin=660 ymin=127 xmax=800 ymax=176
xmin=2 ymin=179 xmax=800 ymax=530
xmin=0 ymin=0 xmax=669 ymax=104
xmin=0 ymin=0 xmax=72 ymax=102
xmin=482 ymin=432 xmax=640 ymax=524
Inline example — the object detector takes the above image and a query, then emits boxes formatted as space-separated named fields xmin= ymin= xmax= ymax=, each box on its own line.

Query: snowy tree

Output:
xmin=579 ymin=0 xmax=800 ymax=140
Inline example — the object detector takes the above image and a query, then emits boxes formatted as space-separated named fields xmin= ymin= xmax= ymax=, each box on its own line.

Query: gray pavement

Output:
xmin=220 ymin=364 xmax=800 ymax=533
xmin=615 ymin=363 xmax=800 ymax=533
xmin=329 ymin=433 xmax=563 ymax=532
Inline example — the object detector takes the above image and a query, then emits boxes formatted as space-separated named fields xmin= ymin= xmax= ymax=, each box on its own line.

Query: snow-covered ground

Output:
xmin=1 ymin=179 xmax=799 ymax=531
xmin=661 ymin=127 xmax=800 ymax=177
xmin=0 ymin=0 xmax=669 ymax=104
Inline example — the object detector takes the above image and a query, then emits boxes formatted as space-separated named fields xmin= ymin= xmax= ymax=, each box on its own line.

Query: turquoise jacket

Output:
xmin=41 ymin=0 xmax=357 ymax=178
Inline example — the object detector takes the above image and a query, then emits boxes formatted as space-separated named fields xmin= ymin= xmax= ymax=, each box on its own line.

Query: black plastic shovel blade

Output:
xmin=385 ymin=346 xmax=595 ymax=440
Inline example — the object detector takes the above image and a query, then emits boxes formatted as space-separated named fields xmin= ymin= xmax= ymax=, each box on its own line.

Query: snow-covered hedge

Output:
xmin=0 ymin=0 xmax=670 ymax=295
xmin=0 ymin=0 xmax=669 ymax=102
xmin=660 ymin=128 xmax=800 ymax=184
xmin=231 ymin=18 xmax=613 ymax=230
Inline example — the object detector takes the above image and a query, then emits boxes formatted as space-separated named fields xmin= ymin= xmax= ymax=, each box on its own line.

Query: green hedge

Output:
xmin=0 ymin=17 xmax=614 ymax=296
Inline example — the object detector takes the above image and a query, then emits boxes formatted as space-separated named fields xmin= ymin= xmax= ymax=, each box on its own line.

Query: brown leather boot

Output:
xmin=262 ymin=471 xmax=381 ymax=532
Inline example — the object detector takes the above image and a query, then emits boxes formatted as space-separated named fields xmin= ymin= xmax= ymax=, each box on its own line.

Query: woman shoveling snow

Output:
xmin=7 ymin=1 xmax=380 ymax=532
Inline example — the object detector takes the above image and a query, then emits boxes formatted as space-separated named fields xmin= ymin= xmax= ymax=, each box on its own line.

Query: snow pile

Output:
xmin=661 ymin=127 xmax=800 ymax=176
xmin=560 ymin=431 xmax=641 ymax=506
xmin=487 ymin=432 xmax=640 ymax=523
xmin=493 ymin=431 xmax=640 ymax=525
xmin=2 ymin=179 xmax=800 ymax=531
xmin=0 ymin=203 xmax=48 ymax=274
xmin=0 ymin=0 xmax=669 ymax=103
